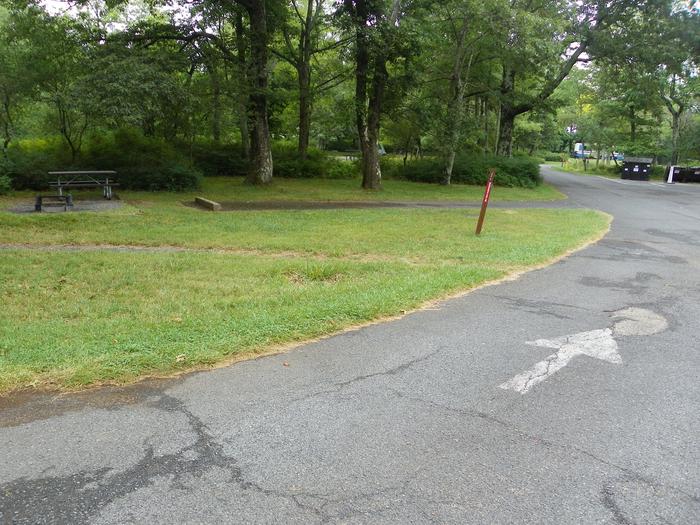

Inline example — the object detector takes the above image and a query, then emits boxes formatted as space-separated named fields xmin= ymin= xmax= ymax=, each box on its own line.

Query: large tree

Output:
xmin=494 ymin=0 xmax=665 ymax=156
xmin=652 ymin=9 xmax=699 ymax=165
xmin=273 ymin=0 xmax=349 ymax=158
xmin=233 ymin=0 xmax=274 ymax=183
xmin=341 ymin=0 xmax=403 ymax=189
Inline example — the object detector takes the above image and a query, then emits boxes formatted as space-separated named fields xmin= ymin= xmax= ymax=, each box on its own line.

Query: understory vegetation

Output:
xmin=0 ymin=2 xmax=696 ymax=191
xmin=382 ymin=154 xmax=542 ymax=187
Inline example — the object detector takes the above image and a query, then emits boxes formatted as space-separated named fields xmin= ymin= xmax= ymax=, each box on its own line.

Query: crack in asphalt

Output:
xmin=0 ymin=394 xmax=329 ymax=524
xmin=388 ymin=390 xmax=700 ymax=506
xmin=484 ymin=295 xmax=587 ymax=320
xmin=286 ymin=346 xmax=446 ymax=406
xmin=520 ymin=352 xmax=556 ymax=393
xmin=1 ymin=387 xmax=440 ymax=524
xmin=602 ymin=483 xmax=635 ymax=525
xmin=0 ymin=346 xmax=463 ymax=524
xmin=0 ymin=348 xmax=448 ymax=524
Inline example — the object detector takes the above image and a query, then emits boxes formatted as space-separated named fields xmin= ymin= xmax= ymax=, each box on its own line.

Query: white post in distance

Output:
xmin=667 ymin=165 xmax=676 ymax=184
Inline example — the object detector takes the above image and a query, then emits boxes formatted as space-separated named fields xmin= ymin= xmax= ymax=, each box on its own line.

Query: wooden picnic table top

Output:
xmin=48 ymin=170 xmax=117 ymax=176
xmin=48 ymin=182 xmax=120 ymax=186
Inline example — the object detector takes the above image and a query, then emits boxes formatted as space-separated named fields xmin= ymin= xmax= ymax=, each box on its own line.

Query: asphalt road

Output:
xmin=2 ymin=167 xmax=699 ymax=524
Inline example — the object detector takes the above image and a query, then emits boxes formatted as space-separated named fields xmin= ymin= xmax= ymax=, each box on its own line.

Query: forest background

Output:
xmin=0 ymin=0 xmax=697 ymax=194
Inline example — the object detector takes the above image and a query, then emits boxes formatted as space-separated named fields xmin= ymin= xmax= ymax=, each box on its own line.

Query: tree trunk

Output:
xmin=481 ymin=98 xmax=489 ymax=152
xmin=235 ymin=9 xmax=250 ymax=159
xmin=629 ymin=105 xmax=636 ymax=144
xmin=348 ymin=0 xmax=400 ymax=190
xmin=350 ymin=1 xmax=372 ymax=188
xmin=57 ymin=101 xmax=80 ymax=163
xmin=2 ymin=92 xmax=12 ymax=157
xmin=497 ymin=108 xmax=515 ymax=157
xmin=210 ymin=67 xmax=222 ymax=143
xmin=496 ymin=66 xmax=516 ymax=156
xmin=670 ymin=110 xmax=680 ymax=165
xmin=295 ymin=1 xmax=319 ymax=160
xmin=496 ymin=42 xmax=587 ymax=156
xmin=242 ymin=1 xmax=272 ymax=184
xmin=660 ymin=75 xmax=685 ymax=168
xmin=442 ymin=19 xmax=472 ymax=185
xmin=363 ymin=54 xmax=389 ymax=189
xmin=298 ymin=62 xmax=311 ymax=159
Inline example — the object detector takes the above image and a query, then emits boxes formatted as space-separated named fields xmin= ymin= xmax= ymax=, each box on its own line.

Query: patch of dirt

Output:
xmin=284 ymin=269 xmax=344 ymax=285
xmin=186 ymin=199 xmax=571 ymax=211
xmin=8 ymin=199 xmax=123 ymax=214
xmin=186 ymin=199 xmax=477 ymax=211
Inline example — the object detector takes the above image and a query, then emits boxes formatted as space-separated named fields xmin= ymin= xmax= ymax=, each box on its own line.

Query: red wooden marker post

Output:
xmin=475 ymin=169 xmax=495 ymax=236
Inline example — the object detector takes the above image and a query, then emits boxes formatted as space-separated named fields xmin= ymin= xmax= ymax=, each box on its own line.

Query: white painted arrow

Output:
xmin=499 ymin=328 xmax=621 ymax=394
xmin=499 ymin=307 xmax=667 ymax=395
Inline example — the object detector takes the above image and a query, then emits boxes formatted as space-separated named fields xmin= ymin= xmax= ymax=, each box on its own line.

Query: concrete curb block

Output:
xmin=194 ymin=197 xmax=222 ymax=211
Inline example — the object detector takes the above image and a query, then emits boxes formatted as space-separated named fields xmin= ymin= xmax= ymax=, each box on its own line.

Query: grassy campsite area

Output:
xmin=0 ymin=178 xmax=608 ymax=394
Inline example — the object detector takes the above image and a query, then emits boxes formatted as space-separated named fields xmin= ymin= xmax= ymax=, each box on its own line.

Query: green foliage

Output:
xmin=84 ymin=129 xmax=202 ymax=191
xmin=187 ymin=142 xmax=248 ymax=177
xmin=272 ymin=142 xmax=327 ymax=178
xmin=3 ymin=138 xmax=71 ymax=189
xmin=0 ymin=174 xmax=11 ymax=195
xmin=650 ymin=165 xmax=665 ymax=179
xmin=3 ymin=130 xmax=202 ymax=191
xmin=1 ymin=0 xmax=695 ymax=185
xmin=272 ymin=143 xmax=357 ymax=179
xmin=543 ymin=152 xmax=564 ymax=162
xmin=324 ymin=160 xmax=359 ymax=180
xmin=513 ymin=151 xmax=545 ymax=165
xmin=187 ymin=140 xmax=358 ymax=180
xmin=382 ymin=154 xmax=542 ymax=188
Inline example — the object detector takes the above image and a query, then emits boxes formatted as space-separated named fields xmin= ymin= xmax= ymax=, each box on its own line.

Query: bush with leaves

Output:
xmin=3 ymin=130 xmax=202 ymax=191
xmin=0 ymin=172 xmax=11 ymax=195
xmin=188 ymin=140 xmax=358 ymax=179
xmin=543 ymin=152 xmax=564 ymax=162
xmin=3 ymin=139 xmax=71 ymax=190
xmin=187 ymin=142 xmax=249 ymax=177
xmin=84 ymin=129 xmax=202 ymax=191
xmin=382 ymin=154 xmax=542 ymax=187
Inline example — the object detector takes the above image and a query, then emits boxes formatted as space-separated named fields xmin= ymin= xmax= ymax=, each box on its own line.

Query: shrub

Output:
xmin=650 ymin=165 xmax=665 ymax=179
xmin=513 ymin=151 xmax=545 ymax=164
xmin=185 ymin=140 xmax=357 ymax=179
xmin=4 ymin=130 xmax=202 ymax=192
xmin=3 ymin=138 xmax=71 ymax=190
xmin=601 ymin=164 xmax=620 ymax=176
xmin=273 ymin=143 xmax=358 ymax=179
xmin=382 ymin=153 xmax=542 ymax=187
xmin=325 ymin=159 xmax=359 ymax=179
xmin=272 ymin=142 xmax=323 ymax=178
xmin=543 ymin=152 xmax=564 ymax=162
xmin=82 ymin=129 xmax=202 ymax=191
xmin=0 ymin=174 xmax=11 ymax=195
xmin=187 ymin=142 xmax=248 ymax=177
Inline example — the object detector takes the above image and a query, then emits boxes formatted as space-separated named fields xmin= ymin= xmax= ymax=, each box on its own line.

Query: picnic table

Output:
xmin=48 ymin=171 xmax=119 ymax=200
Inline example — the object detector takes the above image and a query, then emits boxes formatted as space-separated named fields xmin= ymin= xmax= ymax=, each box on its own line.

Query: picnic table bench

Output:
xmin=48 ymin=171 xmax=119 ymax=200
xmin=35 ymin=194 xmax=73 ymax=212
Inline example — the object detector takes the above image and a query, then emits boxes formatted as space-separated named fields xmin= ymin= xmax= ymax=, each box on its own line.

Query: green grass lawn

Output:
xmin=0 ymin=177 xmax=607 ymax=394
xmin=2 ymin=176 xmax=565 ymax=211
xmin=184 ymin=177 xmax=567 ymax=202
xmin=544 ymin=161 xmax=618 ymax=178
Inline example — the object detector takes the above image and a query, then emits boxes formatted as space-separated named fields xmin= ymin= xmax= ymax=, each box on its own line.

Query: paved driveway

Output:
xmin=1 ymin=167 xmax=699 ymax=524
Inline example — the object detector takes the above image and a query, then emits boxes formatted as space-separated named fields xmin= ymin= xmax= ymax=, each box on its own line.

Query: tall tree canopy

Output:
xmin=1 ymin=0 xmax=697 ymax=183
